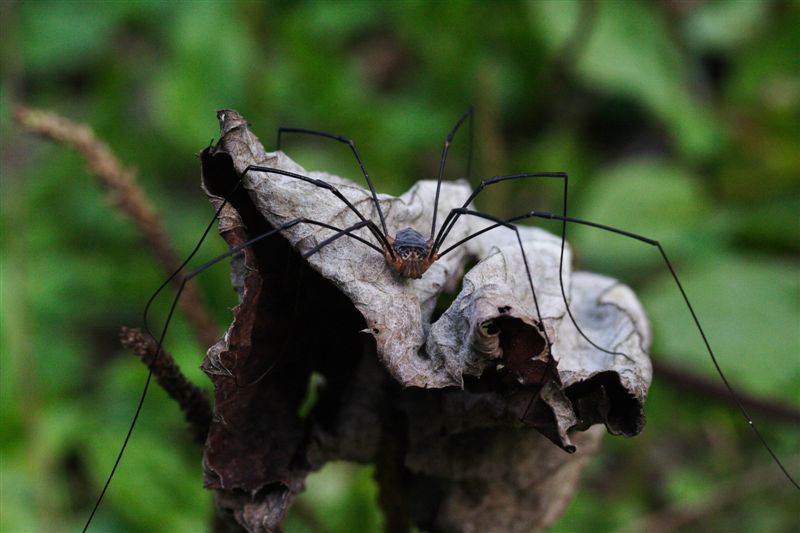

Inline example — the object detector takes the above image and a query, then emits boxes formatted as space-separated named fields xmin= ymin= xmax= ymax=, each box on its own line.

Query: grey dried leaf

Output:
xmin=413 ymin=426 xmax=606 ymax=533
xmin=203 ymin=109 xmax=653 ymax=532
xmin=214 ymin=110 xmax=650 ymax=388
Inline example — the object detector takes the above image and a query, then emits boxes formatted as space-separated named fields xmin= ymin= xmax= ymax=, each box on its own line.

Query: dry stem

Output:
xmin=654 ymin=360 xmax=800 ymax=424
xmin=120 ymin=326 xmax=211 ymax=445
xmin=14 ymin=105 xmax=219 ymax=348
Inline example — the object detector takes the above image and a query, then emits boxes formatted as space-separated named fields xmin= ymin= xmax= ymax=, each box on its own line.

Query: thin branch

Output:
xmin=654 ymin=359 xmax=800 ymax=425
xmin=120 ymin=326 xmax=211 ymax=445
xmin=13 ymin=105 xmax=220 ymax=348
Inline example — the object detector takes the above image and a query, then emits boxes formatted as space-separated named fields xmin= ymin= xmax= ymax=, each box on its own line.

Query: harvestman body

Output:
xmin=83 ymin=107 xmax=799 ymax=531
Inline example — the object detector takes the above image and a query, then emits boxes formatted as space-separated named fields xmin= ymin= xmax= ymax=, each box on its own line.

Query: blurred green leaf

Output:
xmin=727 ymin=5 xmax=800 ymax=106
xmin=153 ymin=2 xmax=256 ymax=152
xmin=20 ymin=0 xmax=130 ymax=73
xmin=570 ymin=158 xmax=715 ymax=275
xmin=684 ymin=0 xmax=770 ymax=51
xmin=4 ymin=1 xmax=799 ymax=531
xmin=642 ymin=253 xmax=800 ymax=404
xmin=288 ymin=462 xmax=383 ymax=533
xmin=525 ymin=0 xmax=583 ymax=52
xmin=531 ymin=0 xmax=722 ymax=158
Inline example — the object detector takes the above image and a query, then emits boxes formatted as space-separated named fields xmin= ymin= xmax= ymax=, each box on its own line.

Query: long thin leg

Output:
xmin=140 ymin=156 xmax=391 ymax=363
xmin=429 ymin=106 xmax=475 ymax=241
xmin=142 ymin=166 xmax=384 ymax=340
xmin=440 ymin=213 xmax=553 ymax=350
xmin=438 ymin=207 xmax=558 ymax=422
xmin=440 ymin=204 xmax=631 ymax=364
xmin=432 ymin=171 xmax=568 ymax=254
xmin=301 ymin=220 xmax=375 ymax=259
xmin=142 ymin=177 xmax=244 ymax=340
xmin=84 ymin=217 xmax=383 ymax=531
xmin=241 ymin=165 xmax=394 ymax=257
xmin=445 ymin=208 xmax=800 ymax=490
xmin=143 ymin=161 xmax=392 ymax=341
xmin=431 ymin=172 xmax=623 ymax=363
xmin=217 ymin=218 xmax=379 ymax=390
xmin=277 ymin=127 xmax=389 ymax=236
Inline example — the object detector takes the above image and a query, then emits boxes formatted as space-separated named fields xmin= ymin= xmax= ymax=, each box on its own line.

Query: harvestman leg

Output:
xmin=278 ymin=106 xmax=476 ymax=241
xmin=432 ymin=172 xmax=567 ymax=252
xmin=421 ymin=107 xmax=635 ymax=359
xmin=141 ymin=160 xmax=393 ymax=372
xmin=148 ymin=162 xmax=390 ymax=403
xmin=84 ymin=217 xmax=381 ymax=530
xmin=429 ymin=106 xmax=475 ymax=241
xmin=89 ymin=154 xmax=393 ymax=530
xmin=432 ymin=172 xmax=633 ymax=362
xmin=435 ymin=206 xmax=562 ymax=420
xmin=227 ymin=166 xmax=395 ymax=371
xmin=440 ymin=208 xmax=800 ymax=490
xmin=143 ymin=163 xmax=396 ymax=339
xmin=237 ymin=218 xmax=401 ymax=390
xmin=277 ymin=127 xmax=390 ymax=236
xmin=239 ymin=165 xmax=394 ymax=254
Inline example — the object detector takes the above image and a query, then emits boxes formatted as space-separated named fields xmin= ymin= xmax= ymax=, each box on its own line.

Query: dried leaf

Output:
xmin=200 ymin=109 xmax=652 ymax=532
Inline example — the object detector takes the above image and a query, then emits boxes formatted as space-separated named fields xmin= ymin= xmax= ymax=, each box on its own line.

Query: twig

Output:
xmin=120 ymin=326 xmax=212 ymax=445
xmin=13 ymin=105 xmax=220 ymax=348
xmin=654 ymin=359 xmax=800 ymax=425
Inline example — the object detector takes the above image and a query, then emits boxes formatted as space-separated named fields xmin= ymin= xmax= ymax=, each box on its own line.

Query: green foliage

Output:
xmin=643 ymin=254 xmax=800 ymax=402
xmin=2 ymin=0 xmax=798 ymax=531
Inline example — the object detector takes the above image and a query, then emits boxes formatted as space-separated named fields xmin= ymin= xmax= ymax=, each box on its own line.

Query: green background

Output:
xmin=1 ymin=1 xmax=798 ymax=531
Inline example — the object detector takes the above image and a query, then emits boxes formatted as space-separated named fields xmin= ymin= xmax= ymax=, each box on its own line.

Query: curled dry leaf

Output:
xmin=199 ymin=109 xmax=652 ymax=532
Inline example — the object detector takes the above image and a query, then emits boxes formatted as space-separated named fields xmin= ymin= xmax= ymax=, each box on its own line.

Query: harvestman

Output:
xmin=83 ymin=107 xmax=799 ymax=531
